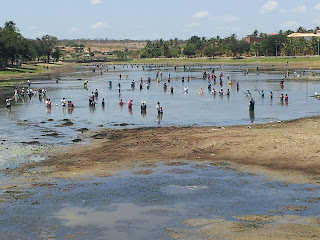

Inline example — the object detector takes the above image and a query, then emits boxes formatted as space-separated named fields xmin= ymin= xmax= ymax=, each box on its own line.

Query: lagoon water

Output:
xmin=0 ymin=64 xmax=319 ymax=167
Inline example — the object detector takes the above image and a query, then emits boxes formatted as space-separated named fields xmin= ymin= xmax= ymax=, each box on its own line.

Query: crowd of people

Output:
xmin=4 ymin=67 xmax=291 ymax=121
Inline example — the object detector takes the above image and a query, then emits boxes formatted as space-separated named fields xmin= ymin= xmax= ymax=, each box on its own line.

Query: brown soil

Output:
xmin=178 ymin=215 xmax=320 ymax=240
xmin=6 ymin=116 xmax=320 ymax=184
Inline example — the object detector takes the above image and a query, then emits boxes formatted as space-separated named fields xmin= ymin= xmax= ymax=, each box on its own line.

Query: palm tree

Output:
xmin=251 ymin=30 xmax=259 ymax=37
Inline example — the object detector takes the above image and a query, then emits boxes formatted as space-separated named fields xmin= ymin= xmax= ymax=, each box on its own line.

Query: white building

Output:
xmin=287 ymin=30 xmax=320 ymax=40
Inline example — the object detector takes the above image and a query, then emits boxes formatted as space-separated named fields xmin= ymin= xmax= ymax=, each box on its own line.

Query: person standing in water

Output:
xmin=61 ymin=97 xmax=66 ymax=107
xmin=128 ymin=99 xmax=133 ymax=108
xmin=6 ymin=97 xmax=13 ymax=108
xmin=141 ymin=100 xmax=147 ymax=111
xmin=259 ymin=90 xmax=264 ymax=97
xmin=249 ymin=98 xmax=255 ymax=110
xmin=279 ymin=93 xmax=284 ymax=101
xmin=156 ymin=102 xmax=161 ymax=113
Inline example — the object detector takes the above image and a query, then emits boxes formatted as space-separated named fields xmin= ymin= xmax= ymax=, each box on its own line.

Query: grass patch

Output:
xmin=0 ymin=64 xmax=44 ymax=75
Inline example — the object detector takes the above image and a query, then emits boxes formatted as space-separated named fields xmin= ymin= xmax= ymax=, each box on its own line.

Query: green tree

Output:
xmin=296 ymin=26 xmax=306 ymax=33
xmin=52 ymin=47 xmax=61 ymax=61
xmin=38 ymin=35 xmax=58 ymax=63
xmin=183 ymin=44 xmax=196 ymax=57
xmin=187 ymin=35 xmax=203 ymax=55
xmin=203 ymin=46 xmax=215 ymax=58
xmin=251 ymin=30 xmax=259 ymax=37
xmin=0 ymin=21 xmax=25 ymax=67
xmin=238 ymin=40 xmax=251 ymax=56
xmin=250 ymin=42 xmax=260 ymax=56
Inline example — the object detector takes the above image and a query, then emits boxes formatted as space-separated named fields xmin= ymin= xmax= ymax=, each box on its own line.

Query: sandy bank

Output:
xmin=6 ymin=116 xmax=320 ymax=185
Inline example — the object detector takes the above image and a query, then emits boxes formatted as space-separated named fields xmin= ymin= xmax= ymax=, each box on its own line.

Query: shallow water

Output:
xmin=0 ymin=64 xmax=319 ymax=167
xmin=0 ymin=162 xmax=319 ymax=239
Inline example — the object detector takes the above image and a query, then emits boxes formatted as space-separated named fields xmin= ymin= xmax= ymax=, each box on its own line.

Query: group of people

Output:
xmin=88 ymin=92 xmax=96 ymax=106
xmin=60 ymin=97 xmax=74 ymax=108
xmin=5 ymin=68 xmax=291 ymax=121
xmin=123 ymin=98 xmax=163 ymax=115
xmin=279 ymin=93 xmax=289 ymax=102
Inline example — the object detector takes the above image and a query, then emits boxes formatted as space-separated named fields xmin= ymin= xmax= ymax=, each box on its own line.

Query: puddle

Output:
xmin=54 ymin=203 xmax=184 ymax=240
xmin=0 ymin=162 xmax=319 ymax=239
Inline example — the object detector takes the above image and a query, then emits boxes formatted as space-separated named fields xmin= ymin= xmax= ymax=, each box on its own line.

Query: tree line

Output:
xmin=0 ymin=21 xmax=58 ymax=69
xmin=140 ymin=27 xmax=320 ymax=58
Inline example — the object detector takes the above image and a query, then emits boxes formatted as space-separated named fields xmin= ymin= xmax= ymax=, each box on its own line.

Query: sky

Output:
xmin=1 ymin=0 xmax=320 ymax=40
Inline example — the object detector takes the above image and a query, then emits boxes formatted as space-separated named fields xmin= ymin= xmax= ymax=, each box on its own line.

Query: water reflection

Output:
xmin=141 ymin=109 xmax=146 ymax=119
xmin=157 ymin=112 xmax=163 ymax=124
xmin=68 ymin=107 xmax=74 ymax=114
xmin=249 ymin=110 xmax=255 ymax=123
xmin=55 ymin=203 xmax=183 ymax=239
xmin=6 ymin=107 xmax=11 ymax=116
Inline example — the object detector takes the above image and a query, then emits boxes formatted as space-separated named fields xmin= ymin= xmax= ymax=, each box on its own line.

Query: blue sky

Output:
xmin=1 ymin=0 xmax=320 ymax=40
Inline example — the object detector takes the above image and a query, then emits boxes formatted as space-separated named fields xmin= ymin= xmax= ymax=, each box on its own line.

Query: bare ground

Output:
xmin=6 ymin=116 xmax=320 ymax=184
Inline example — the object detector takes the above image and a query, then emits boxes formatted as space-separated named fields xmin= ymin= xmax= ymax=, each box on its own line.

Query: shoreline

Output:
xmin=0 ymin=59 xmax=319 ymax=83
xmin=3 ymin=115 xmax=320 ymax=186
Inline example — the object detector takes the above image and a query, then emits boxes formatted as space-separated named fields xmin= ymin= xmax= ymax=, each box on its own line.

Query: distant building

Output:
xmin=242 ymin=36 xmax=266 ymax=44
xmin=57 ymin=46 xmax=76 ymax=53
xmin=287 ymin=30 xmax=320 ymax=40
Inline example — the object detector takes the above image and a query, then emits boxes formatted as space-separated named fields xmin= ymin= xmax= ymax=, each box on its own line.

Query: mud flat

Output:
xmin=5 ymin=116 xmax=320 ymax=185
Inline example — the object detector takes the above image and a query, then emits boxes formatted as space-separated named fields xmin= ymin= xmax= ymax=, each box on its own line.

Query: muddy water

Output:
xmin=0 ymin=162 xmax=319 ymax=239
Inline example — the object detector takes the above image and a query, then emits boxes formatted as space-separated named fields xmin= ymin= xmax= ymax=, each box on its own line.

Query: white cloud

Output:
xmin=281 ymin=20 xmax=299 ymax=29
xmin=291 ymin=5 xmax=307 ymax=13
xmin=90 ymin=21 xmax=110 ymax=29
xmin=315 ymin=3 xmax=320 ymax=10
xmin=209 ymin=15 xmax=238 ymax=22
xmin=261 ymin=0 xmax=279 ymax=13
xmin=90 ymin=0 xmax=102 ymax=5
xmin=192 ymin=11 xmax=209 ymax=19
xmin=185 ymin=22 xmax=200 ymax=28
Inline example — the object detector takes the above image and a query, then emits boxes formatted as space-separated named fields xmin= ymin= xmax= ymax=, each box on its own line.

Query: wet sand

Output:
xmin=6 ymin=116 xmax=320 ymax=185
